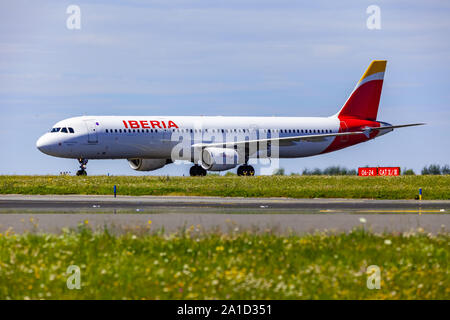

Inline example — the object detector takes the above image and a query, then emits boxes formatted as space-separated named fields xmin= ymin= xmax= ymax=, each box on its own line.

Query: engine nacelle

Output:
xmin=201 ymin=147 xmax=240 ymax=171
xmin=128 ymin=158 xmax=169 ymax=171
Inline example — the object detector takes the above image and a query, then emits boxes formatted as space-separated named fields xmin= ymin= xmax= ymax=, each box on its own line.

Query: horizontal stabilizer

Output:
xmin=369 ymin=123 xmax=425 ymax=130
xmin=362 ymin=123 xmax=425 ymax=138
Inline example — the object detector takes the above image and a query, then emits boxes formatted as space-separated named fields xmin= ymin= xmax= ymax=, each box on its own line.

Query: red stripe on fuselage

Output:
xmin=320 ymin=118 xmax=381 ymax=154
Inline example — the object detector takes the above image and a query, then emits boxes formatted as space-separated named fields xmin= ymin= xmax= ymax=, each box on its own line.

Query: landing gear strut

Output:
xmin=189 ymin=165 xmax=207 ymax=177
xmin=237 ymin=164 xmax=255 ymax=176
xmin=76 ymin=158 xmax=88 ymax=176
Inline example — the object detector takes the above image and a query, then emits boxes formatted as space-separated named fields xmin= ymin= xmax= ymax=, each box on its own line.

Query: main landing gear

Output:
xmin=76 ymin=158 xmax=88 ymax=176
xmin=190 ymin=165 xmax=207 ymax=177
xmin=189 ymin=164 xmax=255 ymax=176
xmin=237 ymin=165 xmax=255 ymax=176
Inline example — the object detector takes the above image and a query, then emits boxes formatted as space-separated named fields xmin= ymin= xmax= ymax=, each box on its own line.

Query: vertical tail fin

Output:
xmin=335 ymin=60 xmax=387 ymax=120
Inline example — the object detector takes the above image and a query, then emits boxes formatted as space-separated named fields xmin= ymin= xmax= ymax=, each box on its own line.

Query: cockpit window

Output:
xmin=50 ymin=127 xmax=75 ymax=133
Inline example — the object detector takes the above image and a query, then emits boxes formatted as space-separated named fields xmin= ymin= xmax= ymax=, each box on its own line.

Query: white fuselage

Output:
xmin=36 ymin=115 xmax=350 ymax=160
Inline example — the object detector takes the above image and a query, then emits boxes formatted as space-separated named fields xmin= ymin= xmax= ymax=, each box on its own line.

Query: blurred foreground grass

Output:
xmin=0 ymin=227 xmax=448 ymax=299
xmin=1 ymin=175 xmax=449 ymax=199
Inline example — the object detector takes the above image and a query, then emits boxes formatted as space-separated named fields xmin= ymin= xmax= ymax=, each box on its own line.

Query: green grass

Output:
xmin=0 ymin=228 xmax=448 ymax=299
xmin=0 ymin=175 xmax=449 ymax=199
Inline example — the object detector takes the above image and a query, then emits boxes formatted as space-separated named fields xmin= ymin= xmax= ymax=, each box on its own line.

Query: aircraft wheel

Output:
xmin=190 ymin=165 xmax=207 ymax=176
xmin=76 ymin=170 xmax=87 ymax=176
xmin=237 ymin=165 xmax=255 ymax=176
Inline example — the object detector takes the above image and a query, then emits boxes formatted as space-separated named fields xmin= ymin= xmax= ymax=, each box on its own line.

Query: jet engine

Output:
xmin=128 ymin=158 xmax=170 ymax=171
xmin=201 ymin=147 xmax=240 ymax=171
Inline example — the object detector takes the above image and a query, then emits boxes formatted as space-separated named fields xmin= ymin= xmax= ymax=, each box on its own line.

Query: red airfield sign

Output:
xmin=358 ymin=167 xmax=401 ymax=176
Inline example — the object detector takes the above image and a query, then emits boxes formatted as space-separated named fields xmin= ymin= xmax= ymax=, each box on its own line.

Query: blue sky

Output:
xmin=1 ymin=0 xmax=449 ymax=175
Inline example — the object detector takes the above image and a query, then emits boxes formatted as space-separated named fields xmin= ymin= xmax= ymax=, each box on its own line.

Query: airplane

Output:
xmin=36 ymin=60 xmax=423 ymax=176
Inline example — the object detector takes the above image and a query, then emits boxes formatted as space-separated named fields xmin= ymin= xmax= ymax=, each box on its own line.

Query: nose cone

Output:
xmin=36 ymin=134 xmax=53 ymax=155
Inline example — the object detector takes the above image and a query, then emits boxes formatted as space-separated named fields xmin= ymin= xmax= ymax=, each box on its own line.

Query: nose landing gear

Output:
xmin=76 ymin=158 xmax=88 ymax=176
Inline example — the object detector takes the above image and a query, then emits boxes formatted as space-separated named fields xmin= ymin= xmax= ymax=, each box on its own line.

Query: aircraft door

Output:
xmin=84 ymin=120 xmax=99 ymax=144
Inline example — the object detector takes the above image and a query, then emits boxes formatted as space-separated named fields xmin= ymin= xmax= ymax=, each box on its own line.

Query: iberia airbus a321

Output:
xmin=36 ymin=60 xmax=423 ymax=176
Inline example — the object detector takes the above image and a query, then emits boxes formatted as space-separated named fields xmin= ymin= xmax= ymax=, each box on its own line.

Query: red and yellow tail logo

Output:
xmin=337 ymin=60 xmax=387 ymax=121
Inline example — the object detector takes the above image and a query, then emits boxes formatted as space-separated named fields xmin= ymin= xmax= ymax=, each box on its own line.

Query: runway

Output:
xmin=0 ymin=195 xmax=448 ymax=234
xmin=1 ymin=194 xmax=449 ymax=211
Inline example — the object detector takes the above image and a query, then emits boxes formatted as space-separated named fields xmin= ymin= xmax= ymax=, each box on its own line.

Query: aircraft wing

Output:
xmin=192 ymin=131 xmax=365 ymax=149
xmin=192 ymin=123 xmax=425 ymax=149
